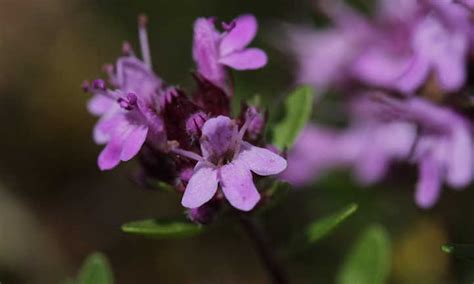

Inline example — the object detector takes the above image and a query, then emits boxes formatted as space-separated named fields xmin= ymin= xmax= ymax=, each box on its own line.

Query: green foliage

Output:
xmin=285 ymin=203 xmax=358 ymax=257
xmin=65 ymin=252 xmax=114 ymax=284
xmin=306 ymin=203 xmax=358 ymax=243
xmin=121 ymin=218 xmax=203 ymax=238
xmin=337 ymin=225 xmax=391 ymax=284
xmin=442 ymin=244 xmax=474 ymax=261
xmin=272 ymin=85 xmax=313 ymax=150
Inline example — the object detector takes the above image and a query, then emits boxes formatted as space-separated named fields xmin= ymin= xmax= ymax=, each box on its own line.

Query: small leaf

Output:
xmin=284 ymin=203 xmax=357 ymax=257
xmin=441 ymin=244 xmax=474 ymax=261
xmin=77 ymin=252 xmax=113 ymax=284
xmin=121 ymin=218 xmax=203 ymax=238
xmin=337 ymin=225 xmax=391 ymax=284
xmin=306 ymin=203 xmax=358 ymax=243
xmin=272 ymin=85 xmax=313 ymax=150
xmin=147 ymin=180 xmax=175 ymax=192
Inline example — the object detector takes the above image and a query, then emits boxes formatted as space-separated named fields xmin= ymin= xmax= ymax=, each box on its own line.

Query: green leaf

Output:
xmin=77 ymin=252 xmax=113 ymax=284
xmin=306 ymin=203 xmax=358 ymax=243
xmin=284 ymin=203 xmax=357 ymax=257
xmin=337 ymin=225 xmax=391 ymax=284
xmin=146 ymin=180 xmax=175 ymax=192
xmin=441 ymin=244 xmax=474 ymax=261
xmin=121 ymin=218 xmax=203 ymax=238
xmin=272 ymin=85 xmax=313 ymax=150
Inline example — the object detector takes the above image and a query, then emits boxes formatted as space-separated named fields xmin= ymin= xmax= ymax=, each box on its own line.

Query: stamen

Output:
xmin=168 ymin=141 xmax=206 ymax=162
xmin=238 ymin=108 xmax=258 ymax=140
xmin=138 ymin=14 xmax=152 ymax=69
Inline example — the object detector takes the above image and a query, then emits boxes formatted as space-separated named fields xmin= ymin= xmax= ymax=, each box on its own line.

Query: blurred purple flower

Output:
xmin=175 ymin=115 xmax=287 ymax=211
xmin=283 ymin=93 xmax=474 ymax=208
xmin=384 ymin=97 xmax=473 ymax=208
xmin=282 ymin=121 xmax=416 ymax=186
xmin=193 ymin=14 xmax=268 ymax=93
xmin=285 ymin=6 xmax=372 ymax=90
xmin=289 ymin=0 xmax=470 ymax=94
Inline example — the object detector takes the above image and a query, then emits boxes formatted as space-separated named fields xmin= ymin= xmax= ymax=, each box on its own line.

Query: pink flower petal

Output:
xmin=98 ymin=134 xmax=123 ymax=171
xmin=415 ymin=154 xmax=442 ymax=209
xmin=219 ymin=161 xmax=260 ymax=211
xmin=87 ymin=95 xmax=115 ymax=116
xmin=192 ymin=18 xmax=226 ymax=89
xmin=396 ymin=56 xmax=430 ymax=94
xmin=182 ymin=162 xmax=219 ymax=208
xmin=116 ymin=57 xmax=161 ymax=99
xmin=219 ymin=48 xmax=267 ymax=70
xmin=446 ymin=125 xmax=472 ymax=187
xmin=238 ymin=142 xmax=287 ymax=176
xmin=352 ymin=48 xmax=413 ymax=88
xmin=219 ymin=14 xmax=258 ymax=56
xmin=120 ymin=125 xmax=148 ymax=161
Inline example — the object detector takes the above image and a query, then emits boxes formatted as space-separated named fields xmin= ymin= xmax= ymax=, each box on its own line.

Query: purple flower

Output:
xmin=282 ymin=120 xmax=416 ymax=186
xmin=285 ymin=7 xmax=372 ymax=90
xmin=284 ymin=93 xmax=474 ymax=208
xmin=87 ymin=18 xmax=165 ymax=170
xmin=174 ymin=115 xmax=287 ymax=211
xmin=193 ymin=14 xmax=268 ymax=93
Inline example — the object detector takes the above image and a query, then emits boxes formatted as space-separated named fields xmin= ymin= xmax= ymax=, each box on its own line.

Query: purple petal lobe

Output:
xmin=182 ymin=162 xmax=219 ymax=208
xmin=219 ymin=48 xmax=267 ymax=70
xmin=219 ymin=14 xmax=258 ymax=56
xmin=219 ymin=160 xmax=260 ymax=211
xmin=116 ymin=57 xmax=161 ymax=99
xmin=98 ymin=134 xmax=123 ymax=171
xmin=87 ymin=95 xmax=115 ymax=116
xmin=446 ymin=125 xmax=472 ymax=187
xmin=192 ymin=18 xmax=226 ymax=88
xmin=415 ymin=154 xmax=441 ymax=209
xmin=93 ymin=113 xmax=121 ymax=144
xmin=120 ymin=125 xmax=148 ymax=161
xmin=238 ymin=142 xmax=287 ymax=176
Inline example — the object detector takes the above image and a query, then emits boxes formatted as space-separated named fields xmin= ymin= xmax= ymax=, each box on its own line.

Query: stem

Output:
xmin=238 ymin=214 xmax=289 ymax=284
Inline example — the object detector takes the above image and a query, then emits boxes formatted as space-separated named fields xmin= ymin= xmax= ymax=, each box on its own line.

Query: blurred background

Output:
xmin=0 ymin=0 xmax=474 ymax=283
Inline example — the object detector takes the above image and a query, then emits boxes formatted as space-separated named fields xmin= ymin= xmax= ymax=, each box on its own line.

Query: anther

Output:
xmin=118 ymin=92 xmax=138 ymax=110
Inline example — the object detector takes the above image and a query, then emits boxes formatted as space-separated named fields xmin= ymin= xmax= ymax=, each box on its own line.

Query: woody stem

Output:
xmin=238 ymin=214 xmax=289 ymax=284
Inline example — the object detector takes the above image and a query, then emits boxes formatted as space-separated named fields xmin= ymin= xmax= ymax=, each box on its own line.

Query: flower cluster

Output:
xmin=283 ymin=0 xmax=474 ymax=208
xmin=84 ymin=15 xmax=286 ymax=215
